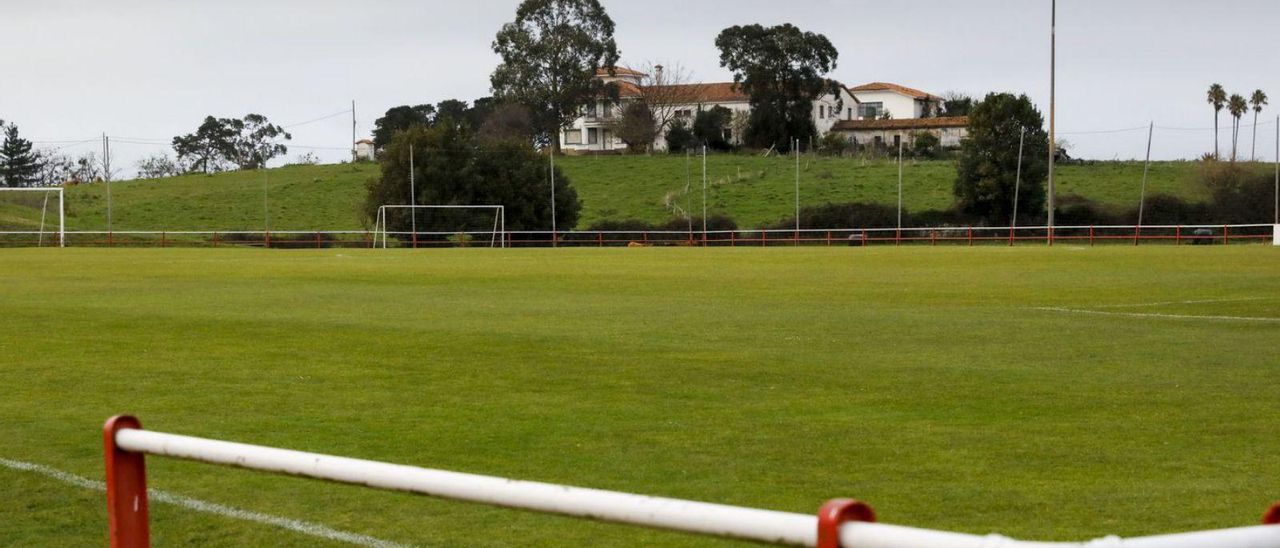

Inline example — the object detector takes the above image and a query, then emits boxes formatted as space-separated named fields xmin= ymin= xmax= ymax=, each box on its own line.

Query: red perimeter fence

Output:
xmin=0 ymin=225 xmax=1276 ymax=249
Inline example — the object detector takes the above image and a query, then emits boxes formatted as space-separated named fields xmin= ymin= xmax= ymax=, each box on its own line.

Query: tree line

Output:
xmin=1206 ymin=84 xmax=1267 ymax=161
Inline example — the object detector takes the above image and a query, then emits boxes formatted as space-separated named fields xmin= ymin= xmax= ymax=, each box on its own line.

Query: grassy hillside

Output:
xmin=35 ymin=157 xmax=1212 ymax=232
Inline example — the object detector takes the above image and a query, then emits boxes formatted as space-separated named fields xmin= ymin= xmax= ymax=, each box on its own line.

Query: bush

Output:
xmin=1200 ymin=160 xmax=1277 ymax=224
xmin=665 ymin=121 xmax=696 ymax=154
xmin=819 ymin=132 xmax=850 ymax=156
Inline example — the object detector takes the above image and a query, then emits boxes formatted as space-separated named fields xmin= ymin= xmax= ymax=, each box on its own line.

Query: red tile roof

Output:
xmin=850 ymin=82 xmax=943 ymax=101
xmin=614 ymin=81 xmax=748 ymax=103
xmin=832 ymin=116 xmax=969 ymax=131
xmin=596 ymin=67 xmax=647 ymax=77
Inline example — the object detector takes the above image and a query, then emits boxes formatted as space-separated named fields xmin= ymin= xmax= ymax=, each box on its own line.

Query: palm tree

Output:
xmin=1250 ymin=89 xmax=1268 ymax=162
xmin=1228 ymin=94 xmax=1248 ymax=161
xmin=1208 ymin=83 xmax=1227 ymax=158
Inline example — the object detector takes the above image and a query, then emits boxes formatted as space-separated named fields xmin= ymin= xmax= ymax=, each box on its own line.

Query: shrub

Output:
xmin=665 ymin=121 xmax=696 ymax=154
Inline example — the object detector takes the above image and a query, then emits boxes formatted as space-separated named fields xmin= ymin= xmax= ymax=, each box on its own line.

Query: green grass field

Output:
xmin=2 ymin=247 xmax=1277 ymax=546
xmin=29 ymin=157 xmax=1211 ymax=233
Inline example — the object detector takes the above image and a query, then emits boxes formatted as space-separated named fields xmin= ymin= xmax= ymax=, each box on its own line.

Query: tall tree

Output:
xmin=172 ymin=116 xmax=238 ymax=174
xmin=1207 ymin=84 xmax=1226 ymax=158
xmin=1228 ymin=94 xmax=1248 ymax=161
xmin=954 ymin=93 xmax=1050 ymax=224
xmin=1250 ymin=89 xmax=1268 ymax=162
xmin=715 ymin=24 xmax=841 ymax=150
xmin=631 ymin=62 xmax=703 ymax=144
xmin=942 ymin=92 xmax=976 ymax=117
xmin=0 ymin=123 xmax=41 ymax=188
xmin=610 ymin=101 xmax=657 ymax=153
xmin=225 ymin=114 xmax=291 ymax=170
xmin=490 ymin=0 xmax=620 ymax=151
xmin=372 ymin=105 xmax=436 ymax=150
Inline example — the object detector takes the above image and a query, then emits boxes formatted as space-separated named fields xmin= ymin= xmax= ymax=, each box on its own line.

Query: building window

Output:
xmin=858 ymin=102 xmax=883 ymax=120
xmin=675 ymin=109 xmax=693 ymax=119
xmin=564 ymin=130 xmax=582 ymax=145
xmin=819 ymin=105 xmax=825 ymax=118
xmin=587 ymin=128 xmax=599 ymax=145
xmin=893 ymin=134 xmax=902 ymax=148
xmin=587 ymin=102 xmax=598 ymax=118
xmin=848 ymin=108 xmax=853 ymax=120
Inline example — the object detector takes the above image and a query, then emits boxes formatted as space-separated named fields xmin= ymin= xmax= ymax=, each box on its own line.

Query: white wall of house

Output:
xmin=840 ymin=126 xmax=967 ymax=149
xmin=849 ymin=90 xmax=926 ymax=120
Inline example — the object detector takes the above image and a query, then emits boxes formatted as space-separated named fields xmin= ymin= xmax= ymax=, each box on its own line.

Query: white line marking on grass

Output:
xmin=1092 ymin=297 xmax=1269 ymax=309
xmin=1032 ymin=307 xmax=1280 ymax=323
xmin=0 ymin=457 xmax=410 ymax=548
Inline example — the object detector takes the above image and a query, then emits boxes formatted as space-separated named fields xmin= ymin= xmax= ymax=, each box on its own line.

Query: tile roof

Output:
xmin=614 ymin=81 xmax=748 ymax=103
xmin=850 ymin=82 xmax=943 ymax=101
xmin=597 ymin=67 xmax=647 ymax=77
xmin=831 ymin=116 xmax=969 ymax=131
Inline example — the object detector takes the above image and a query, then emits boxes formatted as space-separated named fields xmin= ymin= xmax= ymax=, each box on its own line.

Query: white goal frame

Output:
xmin=373 ymin=205 xmax=506 ymax=249
xmin=0 ymin=187 xmax=65 ymax=248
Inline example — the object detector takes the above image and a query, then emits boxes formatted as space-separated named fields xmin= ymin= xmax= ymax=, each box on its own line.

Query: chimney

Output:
xmin=654 ymin=64 xmax=664 ymax=82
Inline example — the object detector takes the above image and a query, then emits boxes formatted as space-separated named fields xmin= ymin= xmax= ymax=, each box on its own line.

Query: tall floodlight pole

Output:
xmin=897 ymin=137 xmax=904 ymax=232
xmin=1047 ymin=0 xmax=1057 ymax=245
xmin=550 ymin=147 xmax=557 ymax=248
xmin=1136 ymin=122 xmax=1154 ymax=246
xmin=1012 ymin=126 xmax=1026 ymax=245
xmin=701 ymin=145 xmax=708 ymax=245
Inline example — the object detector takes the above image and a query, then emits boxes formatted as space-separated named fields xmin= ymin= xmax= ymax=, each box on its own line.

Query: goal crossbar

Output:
xmin=0 ymin=187 xmax=65 ymax=248
xmin=103 ymin=415 xmax=1280 ymax=547
xmin=373 ymin=205 xmax=506 ymax=249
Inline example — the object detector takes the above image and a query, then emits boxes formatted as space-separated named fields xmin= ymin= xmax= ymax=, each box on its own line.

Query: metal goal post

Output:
xmin=102 ymin=416 xmax=1280 ymax=547
xmin=0 ymin=187 xmax=65 ymax=248
xmin=372 ymin=205 xmax=506 ymax=249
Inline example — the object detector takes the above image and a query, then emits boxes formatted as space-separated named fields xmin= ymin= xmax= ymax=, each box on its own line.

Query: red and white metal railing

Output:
xmin=104 ymin=416 xmax=1279 ymax=547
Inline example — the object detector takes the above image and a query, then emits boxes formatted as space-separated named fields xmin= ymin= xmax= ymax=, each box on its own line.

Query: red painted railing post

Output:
xmin=1176 ymin=226 xmax=1182 ymax=245
xmin=316 ymin=233 xmax=323 ymax=249
xmin=264 ymin=231 xmax=271 ymax=249
xmin=730 ymin=231 xmax=736 ymax=247
xmin=861 ymin=230 xmax=867 ymax=246
xmin=160 ymin=232 xmax=167 ymax=248
xmin=826 ymin=231 xmax=832 ymax=247
xmin=930 ymin=230 xmax=937 ymax=246
xmin=213 ymin=232 xmax=219 ymax=248
xmin=643 ymin=231 xmax=649 ymax=245
xmin=597 ymin=232 xmax=603 ymax=248
xmin=104 ymin=415 xmax=149 ymax=548
xmin=761 ymin=231 xmax=767 ymax=247
xmin=816 ymin=499 xmax=876 ymax=548
xmin=1089 ymin=225 xmax=1095 ymax=247
xmin=1224 ymin=225 xmax=1230 ymax=246
xmin=968 ymin=227 xmax=973 ymax=247
xmin=895 ymin=229 xmax=901 ymax=247
xmin=1134 ymin=226 xmax=1141 ymax=247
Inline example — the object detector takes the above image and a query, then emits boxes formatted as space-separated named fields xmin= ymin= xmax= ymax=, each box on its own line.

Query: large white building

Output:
xmin=559 ymin=69 xmax=966 ymax=154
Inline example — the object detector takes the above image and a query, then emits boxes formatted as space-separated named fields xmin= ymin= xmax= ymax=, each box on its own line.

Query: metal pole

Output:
xmin=104 ymin=134 xmax=112 ymax=237
xmin=351 ymin=100 xmax=357 ymax=164
xmin=701 ymin=145 xmax=708 ymax=245
xmin=263 ymin=169 xmax=270 ymax=236
xmin=686 ymin=151 xmax=693 ymax=237
xmin=1136 ymin=122 xmax=1154 ymax=245
xmin=1012 ymin=126 xmax=1026 ymax=244
xmin=897 ymin=137 xmax=904 ymax=231
xmin=795 ymin=138 xmax=801 ymax=237
xmin=1275 ymin=115 xmax=1278 ymax=225
xmin=58 ymin=188 xmax=65 ymax=248
xmin=550 ymin=147 xmax=557 ymax=248
xmin=1047 ymin=0 xmax=1057 ymax=244
xmin=410 ymin=145 xmax=417 ymax=247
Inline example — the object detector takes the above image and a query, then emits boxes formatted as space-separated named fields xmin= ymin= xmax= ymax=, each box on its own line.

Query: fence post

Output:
xmin=895 ymin=229 xmax=901 ymax=247
xmin=643 ymin=231 xmax=649 ymax=245
xmin=160 ymin=232 xmax=167 ymax=248
xmin=597 ymin=232 xmax=603 ymax=248
xmin=1176 ymin=226 xmax=1182 ymax=246
xmin=817 ymin=499 xmax=876 ymax=548
xmin=761 ymin=230 xmax=767 ymax=247
xmin=826 ymin=231 xmax=832 ymax=247
xmin=861 ymin=230 xmax=868 ymax=247
xmin=1089 ymin=226 xmax=1095 ymax=247
xmin=968 ymin=227 xmax=973 ymax=247
xmin=265 ymin=231 xmax=271 ymax=249
xmin=1134 ymin=225 xmax=1141 ymax=247
xmin=213 ymin=232 xmax=219 ymax=248
xmin=1224 ymin=225 xmax=1229 ymax=246
xmin=104 ymin=415 xmax=149 ymax=548
xmin=315 ymin=233 xmax=322 ymax=249
xmin=931 ymin=230 xmax=937 ymax=247
xmin=731 ymin=231 xmax=736 ymax=247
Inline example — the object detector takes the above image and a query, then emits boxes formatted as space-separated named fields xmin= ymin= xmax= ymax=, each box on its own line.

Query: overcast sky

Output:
xmin=2 ymin=0 xmax=1278 ymax=176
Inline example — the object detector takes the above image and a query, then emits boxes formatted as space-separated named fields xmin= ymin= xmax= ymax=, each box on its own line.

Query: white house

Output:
xmin=834 ymin=82 xmax=967 ymax=149
xmin=354 ymin=139 xmax=376 ymax=161
xmin=559 ymin=67 xmax=860 ymax=153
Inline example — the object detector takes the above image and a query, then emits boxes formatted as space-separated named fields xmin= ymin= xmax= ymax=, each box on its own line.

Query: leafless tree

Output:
xmin=630 ymin=62 xmax=705 ymax=144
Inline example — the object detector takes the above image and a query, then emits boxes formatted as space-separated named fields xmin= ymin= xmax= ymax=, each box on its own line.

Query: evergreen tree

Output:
xmin=0 ymin=123 xmax=41 ymax=188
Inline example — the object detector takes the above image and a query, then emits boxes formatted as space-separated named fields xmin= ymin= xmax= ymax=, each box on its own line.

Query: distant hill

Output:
xmin=50 ymin=156 xmax=1208 ymax=232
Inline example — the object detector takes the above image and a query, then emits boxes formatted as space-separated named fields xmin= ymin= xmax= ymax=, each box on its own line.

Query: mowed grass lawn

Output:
xmin=1 ymin=247 xmax=1277 ymax=546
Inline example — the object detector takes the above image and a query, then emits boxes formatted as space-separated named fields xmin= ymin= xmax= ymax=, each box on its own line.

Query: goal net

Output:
xmin=373 ymin=205 xmax=506 ymax=249
xmin=0 ymin=188 xmax=65 ymax=248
